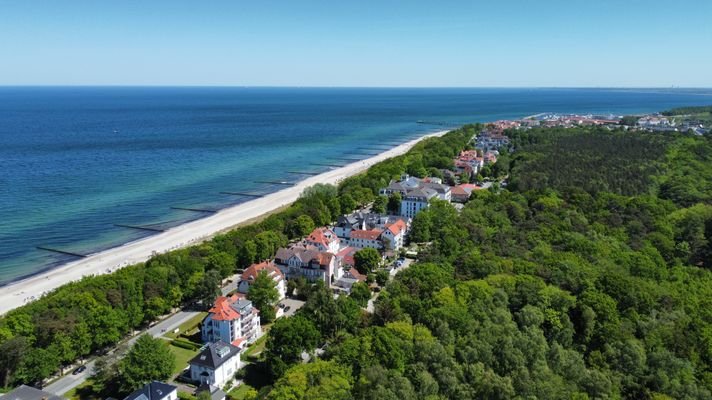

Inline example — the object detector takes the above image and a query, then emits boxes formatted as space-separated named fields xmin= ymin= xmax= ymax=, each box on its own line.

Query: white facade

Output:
xmin=189 ymin=342 xmax=241 ymax=389
xmin=400 ymin=197 xmax=430 ymax=219
xmin=349 ymin=232 xmax=383 ymax=250
xmin=304 ymin=228 xmax=341 ymax=253
xmin=201 ymin=296 xmax=262 ymax=345
xmin=381 ymin=228 xmax=405 ymax=250
xmin=190 ymin=359 xmax=238 ymax=388
xmin=274 ymin=246 xmax=342 ymax=284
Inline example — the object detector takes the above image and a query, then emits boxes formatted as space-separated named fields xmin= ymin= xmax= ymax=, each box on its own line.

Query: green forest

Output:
xmin=257 ymin=127 xmax=712 ymax=399
xmin=662 ymin=105 xmax=712 ymax=116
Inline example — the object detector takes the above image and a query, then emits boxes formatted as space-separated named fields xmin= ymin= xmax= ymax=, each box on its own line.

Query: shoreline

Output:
xmin=0 ymin=129 xmax=449 ymax=316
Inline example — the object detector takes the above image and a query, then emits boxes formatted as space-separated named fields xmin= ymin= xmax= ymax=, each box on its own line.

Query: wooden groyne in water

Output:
xmin=36 ymin=246 xmax=88 ymax=258
xmin=287 ymin=171 xmax=320 ymax=176
xmin=114 ymin=224 xmax=166 ymax=233
xmin=170 ymin=206 xmax=218 ymax=213
xmin=310 ymin=163 xmax=345 ymax=168
xmin=329 ymin=157 xmax=364 ymax=162
xmin=220 ymin=191 xmax=264 ymax=197
xmin=254 ymin=180 xmax=294 ymax=186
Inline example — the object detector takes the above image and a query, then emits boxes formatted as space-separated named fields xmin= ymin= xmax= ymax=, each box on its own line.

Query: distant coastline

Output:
xmin=0 ymin=129 xmax=448 ymax=316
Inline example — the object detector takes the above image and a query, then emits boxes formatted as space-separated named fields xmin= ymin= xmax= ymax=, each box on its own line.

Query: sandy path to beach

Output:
xmin=0 ymin=130 xmax=448 ymax=315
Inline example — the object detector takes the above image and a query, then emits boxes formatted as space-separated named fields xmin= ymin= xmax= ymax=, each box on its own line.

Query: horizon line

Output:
xmin=1 ymin=85 xmax=712 ymax=90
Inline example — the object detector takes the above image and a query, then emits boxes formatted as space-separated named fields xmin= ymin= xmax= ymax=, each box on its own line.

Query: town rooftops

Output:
xmin=189 ymin=341 xmax=241 ymax=370
xmin=343 ymin=267 xmax=367 ymax=282
xmin=350 ymin=229 xmax=383 ymax=241
xmin=274 ymin=245 xmax=333 ymax=268
xmin=451 ymin=185 xmax=469 ymax=196
xmin=385 ymin=219 xmax=407 ymax=235
xmin=403 ymin=187 xmax=437 ymax=201
xmin=207 ymin=295 xmax=255 ymax=321
xmin=336 ymin=246 xmax=358 ymax=266
xmin=305 ymin=227 xmax=339 ymax=249
xmin=1 ymin=385 xmax=65 ymax=400
xmin=124 ymin=381 xmax=177 ymax=400
xmin=242 ymin=261 xmax=284 ymax=283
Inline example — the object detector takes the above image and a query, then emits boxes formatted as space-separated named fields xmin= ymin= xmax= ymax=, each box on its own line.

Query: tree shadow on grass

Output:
xmin=240 ymin=362 xmax=273 ymax=390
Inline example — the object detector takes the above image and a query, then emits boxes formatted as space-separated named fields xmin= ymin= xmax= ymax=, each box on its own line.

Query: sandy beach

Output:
xmin=0 ymin=130 xmax=448 ymax=316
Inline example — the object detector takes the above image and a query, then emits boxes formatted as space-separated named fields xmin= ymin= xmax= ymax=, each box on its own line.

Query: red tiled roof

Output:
xmin=231 ymin=338 xmax=246 ymax=348
xmin=306 ymin=227 xmax=338 ymax=248
xmin=242 ymin=261 xmax=284 ymax=282
xmin=350 ymin=229 xmax=382 ymax=241
xmin=451 ymin=186 xmax=469 ymax=196
xmin=347 ymin=267 xmax=367 ymax=282
xmin=317 ymin=252 xmax=334 ymax=265
xmin=385 ymin=219 xmax=406 ymax=236
xmin=336 ymin=246 xmax=357 ymax=266
xmin=207 ymin=294 xmax=241 ymax=321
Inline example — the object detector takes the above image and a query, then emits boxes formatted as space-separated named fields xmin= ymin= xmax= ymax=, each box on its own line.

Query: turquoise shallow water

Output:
xmin=1 ymin=87 xmax=711 ymax=284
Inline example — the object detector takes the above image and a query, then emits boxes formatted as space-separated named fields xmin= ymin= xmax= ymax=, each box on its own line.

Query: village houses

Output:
xmin=238 ymin=261 xmax=286 ymax=300
xmin=201 ymin=294 xmax=262 ymax=346
xmin=274 ymin=244 xmax=342 ymax=284
xmin=189 ymin=341 xmax=241 ymax=390
xmin=380 ymin=175 xmax=452 ymax=219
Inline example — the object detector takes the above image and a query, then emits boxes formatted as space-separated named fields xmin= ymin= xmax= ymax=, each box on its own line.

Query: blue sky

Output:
xmin=1 ymin=0 xmax=711 ymax=87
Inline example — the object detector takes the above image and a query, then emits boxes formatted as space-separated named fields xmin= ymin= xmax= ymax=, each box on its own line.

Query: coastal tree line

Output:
xmin=0 ymin=126 xmax=474 ymax=389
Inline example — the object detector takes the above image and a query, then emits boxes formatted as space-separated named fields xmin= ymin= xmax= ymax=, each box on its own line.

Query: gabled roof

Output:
xmin=2 ymin=385 xmax=65 ymax=400
xmin=344 ymin=267 xmax=367 ymax=282
xmin=336 ymin=246 xmax=358 ymax=266
xmin=451 ymin=185 xmax=469 ymax=196
xmin=189 ymin=341 xmax=240 ymax=370
xmin=305 ymin=227 xmax=339 ymax=249
xmin=384 ymin=219 xmax=407 ymax=236
xmin=242 ymin=261 xmax=283 ymax=283
xmin=275 ymin=245 xmax=332 ymax=268
xmin=350 ymin=229 xmax=383 ymax=241
xmin=124 ymin=382 xmax=177 ymax=400
xmin=207 ymin=295 xmax=254 ymax=321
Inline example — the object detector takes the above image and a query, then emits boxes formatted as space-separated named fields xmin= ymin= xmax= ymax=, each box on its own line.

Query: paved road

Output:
xmin=44 ymin=310 xmax=200 ymax=396
xmin=221 ymin=274 xmax=240 ymax=296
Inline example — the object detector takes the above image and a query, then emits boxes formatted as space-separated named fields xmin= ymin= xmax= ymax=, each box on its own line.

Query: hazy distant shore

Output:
xmin=0 ymin=129 xmax=448 ymax=316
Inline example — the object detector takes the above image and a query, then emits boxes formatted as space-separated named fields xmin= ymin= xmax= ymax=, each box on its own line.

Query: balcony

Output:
xmin=241 ymin=313 xmax=254 ymax=326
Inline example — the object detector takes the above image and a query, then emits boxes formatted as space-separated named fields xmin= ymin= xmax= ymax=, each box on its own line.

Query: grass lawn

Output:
xmin=227 ymin=383 xmax=258 ymax=400
xmin=164 ymin=312 xmax=208 ymax=340
xmin=241 ymin=324 xmax=271 ymax=362
xmin=168 ymin=343 xmax=200 ymax=376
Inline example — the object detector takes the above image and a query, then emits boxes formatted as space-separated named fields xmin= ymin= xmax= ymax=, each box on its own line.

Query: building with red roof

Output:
xmin=201 ymin=294 xmax=262 ymax=346
xmin=304 ymin=227 xmax=341 ymax=253
xmin=349 ymin=228 xmax=384 ymax=250
xmin=381 ymin=219 xmax=407 ymax=250
xmin=451 ymin=185 xmax=471 ymax=203
xmin=238 ymin=261 xmax=286 ymax=300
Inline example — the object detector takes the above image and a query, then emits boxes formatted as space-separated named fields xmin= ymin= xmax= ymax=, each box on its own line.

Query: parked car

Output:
xmin=284 ymin=306 xmax=291 ymax=312
xmin=73 ymin=365 xmax=87 ymax=375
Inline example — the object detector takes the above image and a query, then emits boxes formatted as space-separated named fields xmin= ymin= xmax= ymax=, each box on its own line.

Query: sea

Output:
xmin=1 ymin=87 xmax=711 ymax=285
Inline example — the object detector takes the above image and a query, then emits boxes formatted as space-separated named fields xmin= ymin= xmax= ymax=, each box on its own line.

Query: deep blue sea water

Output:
xmin=1 ymin=87 xmax=711 ymax=284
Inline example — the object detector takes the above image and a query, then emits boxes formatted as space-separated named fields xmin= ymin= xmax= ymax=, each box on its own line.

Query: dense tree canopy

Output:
xmin=117 ymin=335 xmax=175 ymax=394
xmin=257 ymin=128 xmax=712 ymax=399
xmin=354 ymin=248 xmax=381 ymax=275
xmin=247 ymin=271 xmax=280 ymax=323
